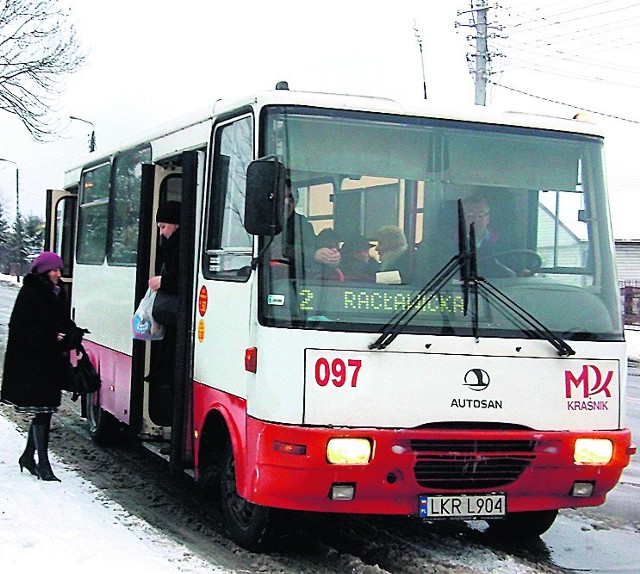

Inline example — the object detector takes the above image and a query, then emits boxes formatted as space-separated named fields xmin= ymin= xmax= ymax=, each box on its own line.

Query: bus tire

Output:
xmin=84 ymin=391 xmax=121 ymax=447
xmin=487 ymin=509 xmax=558 ymax=538
xmin=220 ymin=438 xmax=275 ymax=551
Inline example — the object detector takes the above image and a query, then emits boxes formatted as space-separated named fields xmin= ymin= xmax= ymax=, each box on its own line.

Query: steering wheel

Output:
xmin=478 ymin=249 xmax=543 ymax=277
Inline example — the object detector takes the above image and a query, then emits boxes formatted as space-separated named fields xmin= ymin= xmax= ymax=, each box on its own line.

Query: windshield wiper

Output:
xmin=469 ymin=277 xmax=576 ymax=356
xmin=368 ymin=254 xmax=463 ymax=350
xmin=370 ymin=201 xmax=469 ymax=350
xmin=463 ymin=216 xmax=574 ymax=356
xmin=370 ymin=200 xmax=575 ymax=356
xmin=468 ymin=223 xmax=480 ymax=341
xmin=458 ymin=200 xmax=470 ymax=317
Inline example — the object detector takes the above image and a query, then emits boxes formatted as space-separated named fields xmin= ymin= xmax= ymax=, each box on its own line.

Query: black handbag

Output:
xmin=64 ymin=344 xmax=101 ymax=401
xmin=152 ymin=290 xmax=179 ymax=326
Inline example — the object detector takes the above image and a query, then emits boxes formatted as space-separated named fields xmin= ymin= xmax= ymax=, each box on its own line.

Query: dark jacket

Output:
xmin=340 ymin=257 xmax=380 ymax=282
xmin=271 ymin=212 xmax=318 ymax=277
xmin=1 ymin=273 xmax=76 ymax=408
xmin=380 ymin=248 xmax=415 ymax=284
xmin=159 ymin=228 xmax=180 ymax=294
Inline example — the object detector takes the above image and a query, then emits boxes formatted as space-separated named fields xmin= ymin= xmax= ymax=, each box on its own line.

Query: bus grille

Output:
xmin=410 ymin=439 xmax=537 ymax=490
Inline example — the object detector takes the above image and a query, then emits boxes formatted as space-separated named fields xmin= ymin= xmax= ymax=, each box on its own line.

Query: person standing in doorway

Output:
xmin=147 ymin=201 xmax=181 ymax=427
xmin=149 ymin=200 xmax=181 ymax=313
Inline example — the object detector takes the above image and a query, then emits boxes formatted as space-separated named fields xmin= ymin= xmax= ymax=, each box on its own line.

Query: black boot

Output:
xmin=18 ymin=423 xmax=37 ymax=476
xmin=32 ymin=414 xmax=60 ymax=482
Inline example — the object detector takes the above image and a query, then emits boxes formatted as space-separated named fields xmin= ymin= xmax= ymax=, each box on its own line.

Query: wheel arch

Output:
xmin=197 ymin=405 xmax=248 ymax=494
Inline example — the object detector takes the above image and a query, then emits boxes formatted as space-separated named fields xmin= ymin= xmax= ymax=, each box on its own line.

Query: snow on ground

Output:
xmin=0 ymin=415 xmax=228 ymax=574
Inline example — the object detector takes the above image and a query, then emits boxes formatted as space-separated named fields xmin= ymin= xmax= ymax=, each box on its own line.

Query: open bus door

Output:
xmin=44 ymin=188 xmax=77 ymax=305
xmin=132 ymin=152 xmax=200 ymax=477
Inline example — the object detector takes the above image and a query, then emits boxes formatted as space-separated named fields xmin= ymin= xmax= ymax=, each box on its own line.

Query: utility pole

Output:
xmin=456 ymin=2 xmax=504 ymax=106
xmin=474 ymin=3 xmax=488 ymax=106
xmin=0 ymin=158 xmax=22 ymax=276
xmin=0 ymin=158 xmax=19 ymax=220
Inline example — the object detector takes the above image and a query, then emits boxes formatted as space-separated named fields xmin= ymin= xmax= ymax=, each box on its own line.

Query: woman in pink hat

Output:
xmin=1 ymin=251 xmax=84 ymax=481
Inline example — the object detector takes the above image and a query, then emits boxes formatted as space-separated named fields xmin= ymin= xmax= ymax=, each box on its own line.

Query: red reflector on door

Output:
xmin=245 ymin=347 xmax=257 ymax=373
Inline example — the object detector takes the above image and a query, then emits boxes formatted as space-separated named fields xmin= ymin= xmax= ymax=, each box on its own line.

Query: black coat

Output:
xmin=280 ymin=212 xmax=318 ymax=276
xmin=159 ymin=228 xmax=180 ymax=295
xmin=1 ymin=273 xmax=76 ymax=408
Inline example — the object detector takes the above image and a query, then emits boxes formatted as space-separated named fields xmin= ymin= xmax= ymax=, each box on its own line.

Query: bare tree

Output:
xmin=0 ymin=0 xmax=85 ymax=140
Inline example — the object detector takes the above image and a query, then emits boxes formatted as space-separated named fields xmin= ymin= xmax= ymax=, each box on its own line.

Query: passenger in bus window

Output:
xmin=314 ymin=228 xmax=344 ymax=281
xmin=340 ymin=234 xmax=379 ymax=282
xmin=375 ymin=225 xmax=414 ymax=284
xmin=278 ymin=179 xmax=341 ymax=275
xmin=1 ymin=251 xmax=87 ymax=482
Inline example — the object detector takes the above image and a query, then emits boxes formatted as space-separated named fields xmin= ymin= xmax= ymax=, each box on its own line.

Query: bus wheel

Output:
xmin=84 ymin=391 xmax=121 ymax=446
xmin=220 ymin=439 xmax=275 ymax=551
xmin=487 ymin=509 xmax=558 ymax=538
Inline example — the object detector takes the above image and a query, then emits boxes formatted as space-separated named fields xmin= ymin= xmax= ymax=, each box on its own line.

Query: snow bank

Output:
xmin=0 ymin=415 xmax=226 ymax=574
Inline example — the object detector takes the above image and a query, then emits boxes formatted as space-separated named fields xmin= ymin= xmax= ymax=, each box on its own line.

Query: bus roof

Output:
xmin=63 ymin=87 xmax=604 ymax=187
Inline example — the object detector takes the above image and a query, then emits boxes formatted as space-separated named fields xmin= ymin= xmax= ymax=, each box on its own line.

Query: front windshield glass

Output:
xmin=257 ymin=106 xmax=622 ymax=341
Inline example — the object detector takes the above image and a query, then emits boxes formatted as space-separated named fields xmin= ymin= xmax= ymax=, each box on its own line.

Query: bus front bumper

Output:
xmin=241 ymin=419 xmax=633 ymax=516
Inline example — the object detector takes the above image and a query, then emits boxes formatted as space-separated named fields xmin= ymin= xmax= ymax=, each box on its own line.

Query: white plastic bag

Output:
xmin=132 ymin=288 xmax=165 ymax=341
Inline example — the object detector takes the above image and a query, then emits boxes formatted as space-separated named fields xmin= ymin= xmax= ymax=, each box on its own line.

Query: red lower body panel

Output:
xmin=192 ymin=384 xmax=632 ymax=516
xmin=243 ymin=421 xmax=632 ymax=515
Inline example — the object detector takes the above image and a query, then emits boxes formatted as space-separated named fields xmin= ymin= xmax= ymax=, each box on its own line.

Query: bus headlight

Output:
xmin=574 ymin=438 xmax=613 ymax=464
xmin=326 ymin=438 xmax=372 ymax=465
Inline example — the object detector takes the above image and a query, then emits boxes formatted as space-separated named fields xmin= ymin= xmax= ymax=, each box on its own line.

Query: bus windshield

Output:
xmin=257 ymin=106 xmax=622 ymax=341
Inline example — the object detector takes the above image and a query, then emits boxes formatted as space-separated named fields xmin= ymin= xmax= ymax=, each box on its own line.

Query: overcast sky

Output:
xmin=1 ymin=0 xmax=639 ymax=238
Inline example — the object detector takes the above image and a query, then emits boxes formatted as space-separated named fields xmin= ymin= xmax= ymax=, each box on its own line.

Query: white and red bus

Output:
xmin=46 ymin=84 xmax=635 ymax=550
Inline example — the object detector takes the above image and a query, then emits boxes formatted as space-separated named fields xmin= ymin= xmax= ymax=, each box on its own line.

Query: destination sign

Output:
xmin=291 ymin=285 xmax=467 ymax=317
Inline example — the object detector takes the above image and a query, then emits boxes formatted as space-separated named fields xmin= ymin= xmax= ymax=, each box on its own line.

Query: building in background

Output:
xmin=616 ymin=239 xmax=640 ymax=326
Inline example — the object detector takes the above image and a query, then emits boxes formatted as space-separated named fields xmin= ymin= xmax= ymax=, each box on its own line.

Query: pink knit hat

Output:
xmin=30 ymin=251 xmax=64 ymax=274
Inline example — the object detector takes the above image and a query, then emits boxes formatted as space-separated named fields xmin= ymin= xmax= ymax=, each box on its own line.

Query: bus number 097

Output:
xmin=315 ymin=358 xmax=362 ymax=387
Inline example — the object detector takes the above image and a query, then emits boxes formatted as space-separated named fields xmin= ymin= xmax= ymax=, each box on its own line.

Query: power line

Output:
xmin=503 ymin=2 xmax=640 ymax=45
xmin=490 ymin=81 xmax=640 ymax=123
xmin=535 ymin=1 xmax=640 ymax=26
xmin=497 ymin=15 xmax=640 ymax=54
xmin=499 ymin=60 xmax=640 ymax=89
xmin=501 ymin=21 xmax=640 ymax=62
xmin=489 ymin=1 xmax=640 ymax=106
xmin=452 ymin=0 xmax=640 ymax=126
xmin=497 ymin=40 xmax=640 ymax=76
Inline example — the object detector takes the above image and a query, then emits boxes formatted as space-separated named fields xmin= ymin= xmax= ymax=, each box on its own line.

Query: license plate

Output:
xmin=418 ymin=494 xmax=506 ymax=519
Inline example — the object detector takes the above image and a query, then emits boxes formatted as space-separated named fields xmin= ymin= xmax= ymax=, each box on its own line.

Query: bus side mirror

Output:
xmin=244 ymin=160 xmax=285 ymax=236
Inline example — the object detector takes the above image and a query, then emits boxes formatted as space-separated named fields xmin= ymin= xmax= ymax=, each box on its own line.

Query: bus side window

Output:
xmin=204 ymin=115 xmax=254 ymax=280
xmin=77 ymin=163 xmax=110 ymax=265
xmin=109 ymin=145 xmax=151 ymax=266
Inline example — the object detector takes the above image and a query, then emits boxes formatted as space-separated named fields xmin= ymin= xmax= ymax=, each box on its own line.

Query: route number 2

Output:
xmin=315 ymin=357 xmax=362 ymax=387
